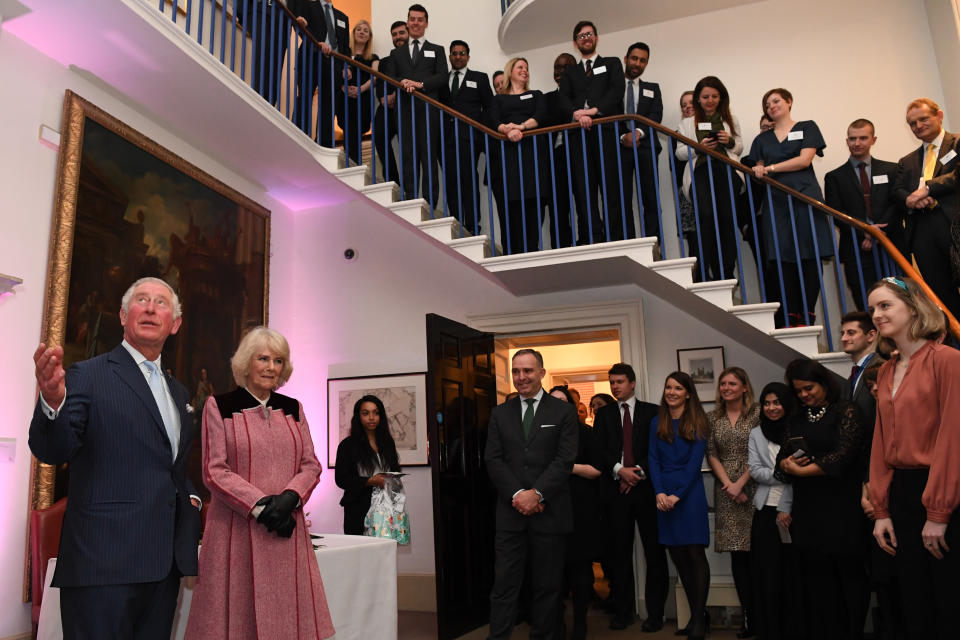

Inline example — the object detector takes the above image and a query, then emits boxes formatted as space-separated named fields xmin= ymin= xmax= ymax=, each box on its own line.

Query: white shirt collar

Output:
xmin=122 ymin=339 xmax=161 ymax=371
xmin=619 ymin=396 xmax=636 ymax=411
xmin=579 ymin=52 xmax=598 ymax=65
xmin=926 ymin=129 xmax=945 ymax=152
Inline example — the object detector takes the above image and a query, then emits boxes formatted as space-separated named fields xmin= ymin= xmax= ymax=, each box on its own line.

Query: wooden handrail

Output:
xmin=274 ymin=6 xmax=959 ymax=340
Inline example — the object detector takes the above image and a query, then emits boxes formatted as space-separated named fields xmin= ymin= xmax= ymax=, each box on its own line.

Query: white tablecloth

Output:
xmin=37 ymin=534 xmax=398 ymax=640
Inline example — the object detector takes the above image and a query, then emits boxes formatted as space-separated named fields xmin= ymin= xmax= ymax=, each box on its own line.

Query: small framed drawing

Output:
xmin=677 ymin=346 xmax=726 ymax=399
xmin=327 ymin=373 xmax=428 ymax=468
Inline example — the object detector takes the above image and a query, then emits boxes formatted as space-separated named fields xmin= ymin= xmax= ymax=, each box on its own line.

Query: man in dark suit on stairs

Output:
xmin=289 ymin=0 xmax=351 ymax=147
xmin=892 ymin=97 xmax=960 ymax=320
xmin=30 ymin=277 xmax=201 ymax=640
xmin=484 ymin=348 xmax=578 ymax=640
xmin=385 ymin=3 xmax=448 ymax=206
xmin=824 ymin=118 xmax=900 ymax=310
xmin=557 ymin=20 xmax=625 ymax=245
xmin=594 ymin=362 xmax=668 ymax=632
xmin=439 ymin=39 xmax=493 ymax=235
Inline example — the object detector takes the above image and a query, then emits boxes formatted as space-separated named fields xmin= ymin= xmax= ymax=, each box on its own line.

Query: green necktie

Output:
xmin=522 ymin=398 xmax=535 ymax=437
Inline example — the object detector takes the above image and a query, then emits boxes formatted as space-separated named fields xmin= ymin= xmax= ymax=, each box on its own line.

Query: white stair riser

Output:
xmin=651 ymin=263 xmax=695 ymax=287
xmin=388 ymin=204 xmax=429 ymax=225
xmin=451 ymin=238 xmax=489 ymax=261
xmin=731 ymin=309 xmax=776 ymax=333
xmin=692 ymin=288 xmax=733 ymax=308
xmin=361 ymin=183 xmax=399 ymax=206
xmin=335 ymin=171 xmax=370 ymax=189
xmin=775 ymin=334 xmax=821 ymax=355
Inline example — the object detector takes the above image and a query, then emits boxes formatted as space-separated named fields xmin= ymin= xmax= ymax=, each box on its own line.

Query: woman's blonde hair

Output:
xmin=502 ymin=57 xmax=529 ymax=94
xmin=868 ymin=277 xmax=946 ymax=348
xmin=350 ymin=19 xmax=373 ymax=59
xmin=230 ymin=326 xmax=294 ymax=389
xmin=712 ymin=366 xmax=755 ymax=416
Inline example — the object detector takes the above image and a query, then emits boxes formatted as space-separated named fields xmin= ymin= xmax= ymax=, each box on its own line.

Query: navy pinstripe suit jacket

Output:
xmin=29 ymin=344 xmax=201 ymax=587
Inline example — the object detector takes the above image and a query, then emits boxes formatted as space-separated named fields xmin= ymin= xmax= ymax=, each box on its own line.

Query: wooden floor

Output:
xmin=398 ymin=610 xmax=742 ymax=639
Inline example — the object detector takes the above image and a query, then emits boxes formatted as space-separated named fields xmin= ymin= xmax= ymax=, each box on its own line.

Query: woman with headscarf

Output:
xmin=748 ymin=382 xmax=797 ymax=640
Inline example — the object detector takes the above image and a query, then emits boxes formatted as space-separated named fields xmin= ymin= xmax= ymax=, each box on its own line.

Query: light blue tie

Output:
xmin=144 ymin=360 xmax=179 ymax=461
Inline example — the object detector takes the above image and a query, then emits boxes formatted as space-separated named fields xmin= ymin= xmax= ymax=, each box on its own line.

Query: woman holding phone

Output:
xmin=675 ymin=76 xmax=745 ymax=281
xmin=777 ymin=359 xmax=868 ymax=639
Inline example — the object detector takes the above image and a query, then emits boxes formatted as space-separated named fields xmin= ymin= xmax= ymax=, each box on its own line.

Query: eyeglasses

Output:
xmin=576 ymin=32 xmax=596 ymax=40
xmin=450 ymin=51 xmax=468 ymax=57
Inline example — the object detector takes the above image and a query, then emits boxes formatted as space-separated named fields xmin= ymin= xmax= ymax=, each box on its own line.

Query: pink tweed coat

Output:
xmin=184 ymin=388 xmax=334 ymax=640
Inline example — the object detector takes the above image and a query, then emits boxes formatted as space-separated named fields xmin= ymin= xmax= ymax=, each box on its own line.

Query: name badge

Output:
xmin=336 ymin=19 xmax=345 ymax=28
xmin=941 ymin=149 xmax=958 ymax=165
xmin=593 ymin=65 xmax=607 ymax=75
xmin=698 ymin=122 xmax=713 ymax=131
xmin=424 ymin=50 xmax=435 ymax=58
xmin=642 ymin=88 xmax=654 ymax=98
xmin=520 ymin=93 xmax=533 ymax=100
xmin=787 ymin=130 xmax=804 ymax=141
xmin=465 ymin=80 xmax=477 ymax=88
xmin=872 ymin=174 xmax=888 ymax=185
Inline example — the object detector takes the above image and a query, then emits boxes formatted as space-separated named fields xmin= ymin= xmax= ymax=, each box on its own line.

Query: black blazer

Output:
xmin=824 ymin=157 xmax=900 ymax=255
xmin=333 ymin=435 xmax=400 ymax=508
xmin=556 ymin=55 xmax=625 ymax=122
xmin=385 ymin=39 xmax=448 ymax=100
xmin=594 ymin=398 xmax=659 ymax=482
xmin=440 ymin=68 xmax=493 ymax=126
xmin=289 ymin=0 xmax=350 ymax=58
xmin=625 ymin=77 xmax=663 ymax=152
xmin=484 ymin=392 xmax=578 ymax=533
xmin=29 ymin=345 xmax=201 ymax=587
xmin=892 ymin=131 xmax=959 ymax=247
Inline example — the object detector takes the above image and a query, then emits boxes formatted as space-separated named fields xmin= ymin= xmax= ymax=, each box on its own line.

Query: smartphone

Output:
xmin=787 ymin=436 xmax=809 ymax=457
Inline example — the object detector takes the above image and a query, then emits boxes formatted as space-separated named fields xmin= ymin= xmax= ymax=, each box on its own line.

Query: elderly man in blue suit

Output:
xmin=30 ymin=276 xmax=201 ymax=640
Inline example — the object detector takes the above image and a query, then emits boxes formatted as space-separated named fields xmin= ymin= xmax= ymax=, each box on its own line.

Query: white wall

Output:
xmin=926 ymin=0 xmax=960 ymax=121
xmin=0 ymin=29 xmax=297 ymax=637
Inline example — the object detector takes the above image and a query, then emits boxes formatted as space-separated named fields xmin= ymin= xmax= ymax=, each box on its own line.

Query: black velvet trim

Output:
xmin=214 ymin=388 xmax=301 ymax=422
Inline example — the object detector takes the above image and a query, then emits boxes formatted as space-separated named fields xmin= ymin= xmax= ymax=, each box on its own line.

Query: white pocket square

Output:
xmin=186 ymin=404 xmax=195 ymax=414
xmin=540 ymin=424 xmax=557 ymax=429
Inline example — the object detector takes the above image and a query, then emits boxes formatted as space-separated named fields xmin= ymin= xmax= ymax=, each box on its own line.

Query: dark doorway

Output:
xmin=426 ymin=313 xmax=497 ymax=640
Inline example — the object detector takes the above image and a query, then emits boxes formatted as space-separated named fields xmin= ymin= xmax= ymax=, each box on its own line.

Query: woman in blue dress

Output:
xmin=649 ymin=371 xmax=710 ymax=640
xmin=749 ymin=88 xmax=833 ymax=327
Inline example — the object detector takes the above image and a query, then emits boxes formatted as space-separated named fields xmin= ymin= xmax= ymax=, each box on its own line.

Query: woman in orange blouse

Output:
xmin=867 ymin=276 xmax=960 ymax=640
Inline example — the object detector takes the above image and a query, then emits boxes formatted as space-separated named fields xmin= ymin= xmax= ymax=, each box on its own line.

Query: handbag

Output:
xmin=363 ymin=475 xmax=410 ymax=545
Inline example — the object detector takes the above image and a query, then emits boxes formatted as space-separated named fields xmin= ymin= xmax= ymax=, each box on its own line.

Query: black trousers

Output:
xmin=888 ymin=468 xmax=960 ymax=640
xmin=292 ymin=49 xmax=337 ymax=147
xmin=615 ymin=141 xmax=661 ymax=242
xmin=497 ymin=197 xmax=543 ymax=255
xmin=751 ymin=506 xmax=802 ymax=640
xmin=909 ymin=212 xmax=960 ymax=321
xmin=237 ymin=0 xmax=290 ymax=107
xmin=546 ymin=142 xmax=574 ymax=248
xmin=373 ymin=105 xmax=400 ymax=184
xmin=60 ymin=564 xmax=182 ymax=640
xmin=561 ymin=530 xmax=595 ymax=628
xmin=798 ymin=547 xmax=869 ymax=640
xmin=691 ymin=162 xmax=742 ymax=281
xmin=343 ymin=501 xmax=368 ymax=535
xmin=839 ymin=230 xmax=880 ymax=311
xmin=488 ymin=528 xmax=566 ymax=640
xmin=568 ymin=126 xmax=621 ymax=244
xmin=607 ymin=484 xmax=669 ymax=622
xmin=396 ymin=93 xmax=440 ymax=206
xmin=442 ymin=122 xmax=484 ymax=235
xmin=765 ymin=259 xmax=821 ymax=327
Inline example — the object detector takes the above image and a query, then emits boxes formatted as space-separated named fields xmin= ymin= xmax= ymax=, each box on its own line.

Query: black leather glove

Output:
xmin=256 ymin=490 xmax=300 ymax=532
xmin=274 ymin=515 xmax=297 ymax=538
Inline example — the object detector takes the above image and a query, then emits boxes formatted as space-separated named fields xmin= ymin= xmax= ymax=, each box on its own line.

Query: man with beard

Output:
xmin=373 ymin=20 xmax=408 ymax=183
xmin=557 ymin=21 xmax=625 ymax=245
xmin=616 ymin=42 xmax=663 ymax=242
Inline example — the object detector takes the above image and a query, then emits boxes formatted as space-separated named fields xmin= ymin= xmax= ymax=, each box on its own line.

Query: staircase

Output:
xmin=317 ymin=147 xmax=853 ymax=377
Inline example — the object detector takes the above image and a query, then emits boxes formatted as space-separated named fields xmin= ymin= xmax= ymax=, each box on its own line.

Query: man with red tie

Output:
xmin=594 ymin=363 xmax=668 ymax=632
xmin=824 ymin=119 xmax=899 ymax=310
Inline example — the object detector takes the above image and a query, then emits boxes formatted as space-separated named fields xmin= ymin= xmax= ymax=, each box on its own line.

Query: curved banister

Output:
xmin=265 ymin=4 xmax=960 ymax=339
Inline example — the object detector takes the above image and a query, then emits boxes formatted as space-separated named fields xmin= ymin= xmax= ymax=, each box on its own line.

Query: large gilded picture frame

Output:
xmin=25 ymin=90 xmax=270 ymax=598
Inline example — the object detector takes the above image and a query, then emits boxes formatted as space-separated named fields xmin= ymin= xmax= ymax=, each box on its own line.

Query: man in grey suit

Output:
xmin=484 ymin=349 xmax=578 ymax=640
xmin=385 ymin=3 xmax=448 ymax=205
xmin=30 ymin=277 xmax=201 ymax=640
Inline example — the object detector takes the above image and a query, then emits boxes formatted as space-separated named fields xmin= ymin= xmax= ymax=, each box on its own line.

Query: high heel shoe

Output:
xmin=676 ymin=610 xmax=710 ymax=637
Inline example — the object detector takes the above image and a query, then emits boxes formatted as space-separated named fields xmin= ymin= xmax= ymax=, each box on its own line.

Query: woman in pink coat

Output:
xmin=185 ymin=327 xmax=334 ymax=639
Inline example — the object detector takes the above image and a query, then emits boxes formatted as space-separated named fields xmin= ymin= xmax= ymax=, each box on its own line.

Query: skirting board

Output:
xmin=398 ymin=573 xmax=436 ymax=612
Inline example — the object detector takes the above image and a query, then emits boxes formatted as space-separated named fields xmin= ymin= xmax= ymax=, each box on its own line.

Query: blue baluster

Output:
xmin=197 ymin=0 xmax=205 ymax=45
xmin=725 ymin=165 xmax=747 ymax=303
xmin=649 ymin=124 xmax=665 ymax=250
xmin=469 ymin=128 xmax=479 ymax=237
xmin=765 ymin=185 xmax=789 ymax=325
xmin=219 ymin=0 xmax=227 ymax=63
xmin=532 ymin=131 xmax=543 ymax=251
xmin=485 ymin=134 xmax=497 ymax=256
xmin=597 ymin=123 xmax=612 ymax=243
xmin=705 ymin=155 xmax=726 ymax=280
xmin=548 ymin=131 xmax=560 ymax=248
xmin=426 ymin=102 xmax=435 ymax=214
xmin=185 ymin=0 xmax=193 ymax=35
xmin=631 ymin=125 xmax=644 ymax=239
xmin=229 ymin=0 xmax=238 ymax=72
xmin=667 ymin=138 xmax=686 ymax=258
xmin=500 ymin=138 xmax=511 ymax=253
xmin=826 ymin=217 xmax=848 ymax=317
xmin=613 ymin=121 xmax=628 ymax=241
xmin=688 ymin=149 xmax=707 ymax=282
xmin=786 ymin=196 xmax=809 ymax=326
xmin=564 ymin=130 xmax=577 ymax=247
xmin=806 ymin=204 xmax=832 ymax=349
xmin=744 ymin=175 xmax=767 ymax=301
xmin=578 ymin=129 xmax=594 ymax=244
